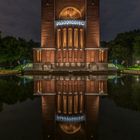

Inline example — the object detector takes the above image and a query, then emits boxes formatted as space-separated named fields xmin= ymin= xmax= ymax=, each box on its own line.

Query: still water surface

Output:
xmin=0 ymin=75 xmax=140 ymax=140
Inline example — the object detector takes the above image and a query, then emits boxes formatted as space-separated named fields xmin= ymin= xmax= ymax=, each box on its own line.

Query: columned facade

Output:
xmin=33 ymin=0 xmax=108 ymax=71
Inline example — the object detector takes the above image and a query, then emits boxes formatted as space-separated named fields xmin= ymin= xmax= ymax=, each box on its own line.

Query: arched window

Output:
xmin=59 ymin=7 xmax=82 ymax=19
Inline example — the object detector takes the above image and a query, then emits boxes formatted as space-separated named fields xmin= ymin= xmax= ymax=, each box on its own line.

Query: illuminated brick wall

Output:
xmin=33 ymin=0 xmax=108 ymax=70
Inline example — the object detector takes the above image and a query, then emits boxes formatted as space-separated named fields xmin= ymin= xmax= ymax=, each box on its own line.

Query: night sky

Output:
xmin=0 ymin=0 xmax=139 ymax=42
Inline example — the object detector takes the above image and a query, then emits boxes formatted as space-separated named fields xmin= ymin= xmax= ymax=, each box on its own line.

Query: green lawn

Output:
xmin=0 ymin=63 xmax=33 ymax=75
xmin=13 ymin=63 xmax=33 ymax=71
xmin=0 ymin=70 xmax=19 ymax=75
xmin=127 ymin=66 xmax=140 ymax=70
xmin=108 ymin=63 xmax=125 ymax=70
xmin=108 ymin=63 xmax=140 ymax=71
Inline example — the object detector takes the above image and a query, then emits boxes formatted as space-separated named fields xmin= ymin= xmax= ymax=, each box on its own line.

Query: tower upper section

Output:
xmin=41 ymin=0 xmax=100 ymax=48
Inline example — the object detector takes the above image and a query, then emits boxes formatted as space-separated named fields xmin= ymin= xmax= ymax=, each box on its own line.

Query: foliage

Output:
xmin=133 ymin=36 xmax=140 ymax=61
xmin=115 ymin=64 xmax=125 ymax=70
xmin=102 ymin=29 xmax=140 ymax=66
xmin=0 ymin=32 xmax=39 ymax=68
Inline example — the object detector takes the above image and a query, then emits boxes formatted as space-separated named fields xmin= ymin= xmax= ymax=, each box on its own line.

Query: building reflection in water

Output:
xmin=34 ymin=75 xmax=108 ymax=140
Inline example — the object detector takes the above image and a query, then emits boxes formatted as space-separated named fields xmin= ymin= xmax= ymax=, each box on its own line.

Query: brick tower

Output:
xmin=33 ymin=0 xmax=108 ymax=71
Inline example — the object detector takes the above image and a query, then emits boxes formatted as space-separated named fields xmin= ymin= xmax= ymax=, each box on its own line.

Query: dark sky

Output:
xmin=0 ymin=0 xmax=139 ymax=42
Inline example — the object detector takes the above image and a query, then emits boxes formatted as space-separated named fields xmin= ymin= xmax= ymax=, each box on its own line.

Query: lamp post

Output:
xmin=136 ymin=60 xmax=140 ymax=66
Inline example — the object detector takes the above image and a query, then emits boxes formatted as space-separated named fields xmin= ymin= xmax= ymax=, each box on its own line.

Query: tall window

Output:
xmin=80 ymin=29 xmax=84 ymax=49
xmin=57 ymin=94 xmax=61 ymax=113
xmin=102 ymin=51 xmax=104 ymax=62
xmin=37 ymin=81 xmax=42 ymax=92
xmin=57 ymin=29 xmax=61 ymax=49
xmin=63 ymin=95 xmax=67 ymax=114
xmin=68 ymin=28 xmax=73 ymax=47
xmin=63 ymin=28 xmax=67 ymax=48
xmin=99 ymin=50 xmax=104 ymax=62
xmin=36 ymin=50 xmax=41 ymax=62
xmin=80 ymin=94 xmax=83 ymax=113
xmin=74 ymin=95 xmax=78 ymax=113
xmin=68 ymin=96 xmax=73 ymax=114
xmin=74 ymin=28 xmax=78 ymax=48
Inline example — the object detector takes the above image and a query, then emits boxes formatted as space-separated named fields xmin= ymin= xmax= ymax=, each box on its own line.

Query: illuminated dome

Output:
xmin=59 ymin=123 xmax=81 ymax=134
xmin=59 ymin=7 xmax=82 ymax=19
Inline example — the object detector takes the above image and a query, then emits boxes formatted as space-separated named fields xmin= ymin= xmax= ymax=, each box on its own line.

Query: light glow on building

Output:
xmin=33 ymin=0 xmax=108 ymax=71
xmin=56 ymin=20 xmax=85 ymax=27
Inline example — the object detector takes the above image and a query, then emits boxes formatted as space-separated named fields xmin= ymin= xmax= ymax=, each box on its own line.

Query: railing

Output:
xmin=55 ymin=20 xmax=86 ymax=27
xmin=55 ymin=114 xmax=85 ymax=123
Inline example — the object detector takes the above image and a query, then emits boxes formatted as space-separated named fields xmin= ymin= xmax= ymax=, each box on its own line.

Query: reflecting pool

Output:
xmin=0 ymin=75 xmax=140 ymax=140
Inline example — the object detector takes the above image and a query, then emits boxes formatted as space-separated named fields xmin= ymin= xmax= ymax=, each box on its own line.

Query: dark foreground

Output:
xmin=0 ymin=75 xmax=140 ymax=140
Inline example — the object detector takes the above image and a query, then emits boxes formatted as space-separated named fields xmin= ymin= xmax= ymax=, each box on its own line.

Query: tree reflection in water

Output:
xmin=108 ymin=75 xmax=140 ymax=111
xmin=0 ymin=75 xmax=140 ymax=139
xmin=0 ymin=76 xmax=34 ymax=111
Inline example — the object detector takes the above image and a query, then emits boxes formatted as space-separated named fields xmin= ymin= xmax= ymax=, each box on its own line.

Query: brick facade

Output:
xmin=33 ymin=0 xmax=108 ymax=71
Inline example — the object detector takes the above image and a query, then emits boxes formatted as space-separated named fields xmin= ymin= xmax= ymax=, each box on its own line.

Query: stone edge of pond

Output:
xmin=1 ymin=70 xmax=140 ymax=76
xmin=121 ymin=70 xmax=140 ymax=75
xmin=23 ymin=70 xmax=119 ymax=76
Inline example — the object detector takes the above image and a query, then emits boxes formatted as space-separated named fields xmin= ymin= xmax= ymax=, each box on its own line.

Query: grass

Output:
xmin=13 ymin=63 xmax=33 ymax=70
xmin=108 ymin=63 xmax=140 ymax=71
xmin=0 ymin=69 xmax=19 ymax=75
xmin=108 ymin=63 xmax=118 ymax=69
xmin=127 ymin=66 xmax=140 ymax=71
xmin=116 ymin=64 xmax=125 ymax=70
xmin=0 ymin=63 xmax=33 ymax=75
xmin=108 ymin=63 xmax=125 ymax=70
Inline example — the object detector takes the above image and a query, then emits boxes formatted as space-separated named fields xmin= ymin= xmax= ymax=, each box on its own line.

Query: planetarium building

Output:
xmin=33 ymin=0 xmax=108 ymax=71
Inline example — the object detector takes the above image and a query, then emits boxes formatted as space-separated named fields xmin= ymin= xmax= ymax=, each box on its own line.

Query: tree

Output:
xmin=0 ymin=32 xmax=39 ymax=68
xmin=101 ymin=29 xmax=140 ymax=66
xmin=110 ymin=44 xmax=129 ymax=65
xmin=133 ymin=36 xmax=140 ymax=64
